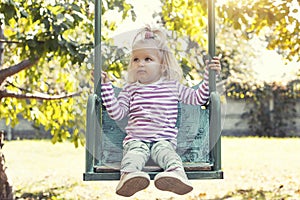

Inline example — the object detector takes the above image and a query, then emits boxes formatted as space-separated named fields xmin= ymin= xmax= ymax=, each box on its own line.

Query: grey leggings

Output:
xmin=120 ymin=140 xmax=184 ymax=174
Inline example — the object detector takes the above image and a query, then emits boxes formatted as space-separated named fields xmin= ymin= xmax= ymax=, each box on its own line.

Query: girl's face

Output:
xmin=131 ymin=47 xmax=163 ymax=84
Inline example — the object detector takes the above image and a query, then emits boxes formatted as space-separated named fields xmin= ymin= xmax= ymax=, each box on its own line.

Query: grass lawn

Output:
xmin=3 ymin=137 xmax=300 ymax=200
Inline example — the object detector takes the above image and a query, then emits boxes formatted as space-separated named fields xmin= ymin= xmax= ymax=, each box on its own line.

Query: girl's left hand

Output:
xmin=206 ymin=56 xmax=221 ymax=75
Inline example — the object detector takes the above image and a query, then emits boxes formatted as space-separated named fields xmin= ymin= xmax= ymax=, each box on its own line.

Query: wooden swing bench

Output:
xmin=83 ymin=85 xmax=223 ymax=180
xmin=83 ymin=0 xmax=223 ymax=181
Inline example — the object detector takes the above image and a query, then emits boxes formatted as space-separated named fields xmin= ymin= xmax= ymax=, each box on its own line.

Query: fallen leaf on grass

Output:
xmin=198 ymin=192 xmax=207 ymax=198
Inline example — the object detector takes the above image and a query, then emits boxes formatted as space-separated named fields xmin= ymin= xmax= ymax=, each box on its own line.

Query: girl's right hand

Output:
xmin=101 ymin=71 xmax=110 ymax=84
xmin=205 ymin=56 xmax=221 ymax=75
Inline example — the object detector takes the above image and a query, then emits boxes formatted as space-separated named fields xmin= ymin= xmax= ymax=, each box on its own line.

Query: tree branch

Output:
xmin=0 ymin=39 xmax=21 ymax=44
xmin=0 ymin=58 xmax=39 ymax=85
xmin=0 ymin=90 xmax=81 ymax=101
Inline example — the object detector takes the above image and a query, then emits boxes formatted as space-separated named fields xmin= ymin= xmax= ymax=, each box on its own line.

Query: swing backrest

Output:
xmin=84 ymin=84 xmax=223 ymax=180
xmin=100 ymin=85 xmax=210 ymax=164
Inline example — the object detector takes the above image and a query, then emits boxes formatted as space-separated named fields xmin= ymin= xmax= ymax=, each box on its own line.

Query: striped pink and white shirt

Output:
xmin=101 ymin=72 xmax=209 ymax=147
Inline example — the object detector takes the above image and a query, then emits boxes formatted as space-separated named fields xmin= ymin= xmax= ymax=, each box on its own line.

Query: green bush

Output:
xmin=228 ymin=80 xmax=299 ymax=137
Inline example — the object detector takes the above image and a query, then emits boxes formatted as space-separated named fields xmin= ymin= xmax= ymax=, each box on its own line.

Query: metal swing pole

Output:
xmin=85 ymin=0 xmax=102 ymax=176
xmin=94 ymin=0 xmax=103 ymax=167
xmin=208 ymin=0 xmax=216 ymax=92
xmin=208 ymin=0 xmax=222 ymax=173
xmin=94 ymin=0 xmax=102 ymax=95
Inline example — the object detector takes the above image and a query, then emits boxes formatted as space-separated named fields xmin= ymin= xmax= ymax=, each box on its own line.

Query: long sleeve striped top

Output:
xmin=101 ymin=71 xmax=209 ymax=147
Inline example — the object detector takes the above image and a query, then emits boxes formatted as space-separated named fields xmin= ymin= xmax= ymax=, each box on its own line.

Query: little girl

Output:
xmin=101 ymin=26 xmax=221 ymax=197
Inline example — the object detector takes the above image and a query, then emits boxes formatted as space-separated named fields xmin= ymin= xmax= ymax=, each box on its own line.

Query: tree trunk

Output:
xmin=0 ymin=130 xmax=14 ymax=200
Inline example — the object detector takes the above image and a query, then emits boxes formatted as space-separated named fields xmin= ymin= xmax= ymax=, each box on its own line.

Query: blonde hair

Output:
xmin=127 ymin=26 xmax=183 ymax=83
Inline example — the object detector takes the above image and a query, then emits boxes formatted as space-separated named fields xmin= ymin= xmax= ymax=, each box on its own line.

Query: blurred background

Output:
xmin=1 ymin=0 xmax=299 ymax=140
xmin=0 ymin=0 xmax=299 ymax=199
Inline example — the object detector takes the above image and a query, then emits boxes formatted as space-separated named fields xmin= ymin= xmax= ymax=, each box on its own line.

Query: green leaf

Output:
xmin=48 ymin=5 xmax=64 ymax=15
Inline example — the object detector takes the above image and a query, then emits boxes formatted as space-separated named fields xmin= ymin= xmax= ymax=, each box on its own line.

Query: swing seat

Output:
xmin=83 ymin=84 xmax=223 ymax=181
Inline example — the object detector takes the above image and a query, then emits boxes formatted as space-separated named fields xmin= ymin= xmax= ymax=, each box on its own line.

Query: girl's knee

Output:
xmin=151 ymin=140 xmax=178 ymax=161
xmin=121 ymin=141 xmax=151 ymax=172
xmin=151 ymin=140 xmax=175 ymax=153
xmin=150 ymin=140 xmax=184 ymax=171
xmin=124 ymin=140 xmax=150 ymax=154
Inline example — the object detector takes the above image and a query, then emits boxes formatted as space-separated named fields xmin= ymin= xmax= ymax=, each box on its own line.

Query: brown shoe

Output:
xmin=116 ymin=172 xmax=150 ymax=197
xmin=154 ymin=171 xmax=193 ymax=195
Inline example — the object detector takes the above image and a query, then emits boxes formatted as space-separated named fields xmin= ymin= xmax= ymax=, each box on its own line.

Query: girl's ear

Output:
xmin=161 ymin=64 xmax=165 ymax=73
xmin=161 ymin=64 xmax=169 ymax=78
xmin=160 ymin=54 xmax=169 ymax=78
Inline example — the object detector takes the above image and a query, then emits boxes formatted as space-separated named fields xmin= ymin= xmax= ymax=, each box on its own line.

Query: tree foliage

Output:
xmin=158 ymin=0 xmax=300 ymax=83
xmin=158 ymin=0 xmax=261 ymax=86
xmin=0 ymin=0 xmax=135 ymax=146
xmin=160 ymin=0 xmax=299 ymax=62
xmin=158 ymin=0 xmax=299 ymax=136
xmin=219 ymin=0 xmax=300 ymax=62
